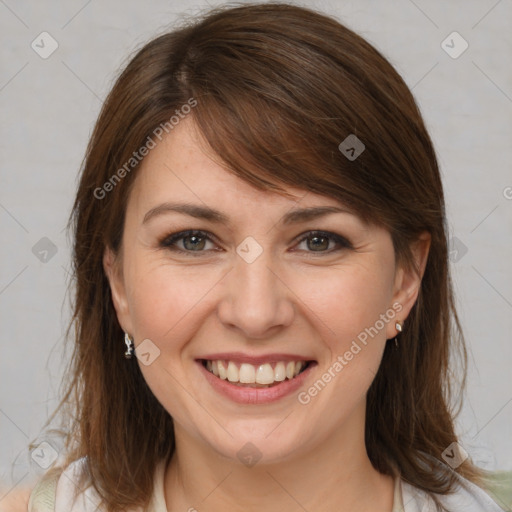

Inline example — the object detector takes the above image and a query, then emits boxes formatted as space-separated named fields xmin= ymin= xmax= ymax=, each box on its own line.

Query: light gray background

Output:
xmin=1 ymin=0 xmax=511 ymax=492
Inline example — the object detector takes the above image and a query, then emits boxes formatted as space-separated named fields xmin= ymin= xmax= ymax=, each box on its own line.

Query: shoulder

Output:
xmin=0 ymin=485 xmax=32 ymax=512
xmin=28 ymin=457 xmax=103 ymax=512
xmin=400 ymin=475 xmax=506 ymax=512
xmin=28 ymin=457 xmax=162 ymax=512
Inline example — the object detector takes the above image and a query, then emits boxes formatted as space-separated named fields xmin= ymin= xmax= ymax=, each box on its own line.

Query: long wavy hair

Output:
xmin=29 ymin=3 xmax=486 ymax=511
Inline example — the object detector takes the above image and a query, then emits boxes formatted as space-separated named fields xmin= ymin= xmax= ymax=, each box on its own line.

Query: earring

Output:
xmin=124 ymin=332 xmax=134 ymax=359
xmin=393 ymin=321 xmax=402 ymax=348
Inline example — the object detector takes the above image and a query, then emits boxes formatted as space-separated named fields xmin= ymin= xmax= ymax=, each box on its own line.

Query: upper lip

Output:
xmin=197 ymin=352 xmax=316 ymax=366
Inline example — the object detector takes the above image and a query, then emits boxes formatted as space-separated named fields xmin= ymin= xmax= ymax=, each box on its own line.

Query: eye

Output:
xmin=293 ymin=230 xmax=352 ymax=253
xmin=159 ymin=230 xmax=218 ymax=255
xmin=159 ymin=229 xmax=352 ymax=257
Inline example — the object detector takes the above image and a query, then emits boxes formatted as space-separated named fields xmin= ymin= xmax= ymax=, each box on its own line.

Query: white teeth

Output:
xmin=204 ymin=359 xmax=308 ymax=385
xmin=239 ymin=363 xmax=256 ymax=383
xmin=227 ymin=361 xmax=238 ymax=382
xmin=274 ymin=362 xmax=286 ymax=381
xmin=286 ymin=361 xmax=295 ymax=379
xmin=217 ymin=361 xmax=227 ymax=380
xmin=256 ymin=363 xmax=275 ymax=385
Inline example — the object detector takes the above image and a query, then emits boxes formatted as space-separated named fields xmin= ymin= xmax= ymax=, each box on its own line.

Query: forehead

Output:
xmin=128 ymin=117 xmax=357 ymax=218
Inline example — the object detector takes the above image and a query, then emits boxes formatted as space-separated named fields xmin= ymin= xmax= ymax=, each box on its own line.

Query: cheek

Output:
xmin=124 ymin=259 xmax=221 ymax=420
xmin=291 ymin=261 xmax=393 ymax=347
xmin=126 ymin=259 xmax=186 ymax=334
xmin=293 ymin=264 xmax=394 ymax=415
xmin=124 ymin=257 xmax=224 ymax=351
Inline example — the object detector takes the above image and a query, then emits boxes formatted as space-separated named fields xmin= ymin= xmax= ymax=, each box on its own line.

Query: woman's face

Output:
xmin=105 ymin=116 xmax=428 ymax=465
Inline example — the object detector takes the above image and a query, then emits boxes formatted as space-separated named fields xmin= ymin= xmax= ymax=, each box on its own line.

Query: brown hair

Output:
xmin=30 ymin=2 xmax=487 ymax=511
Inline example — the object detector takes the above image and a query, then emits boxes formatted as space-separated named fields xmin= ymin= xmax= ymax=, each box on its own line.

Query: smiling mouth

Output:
xmin=200 ymin=359 xmax=314 ymax=388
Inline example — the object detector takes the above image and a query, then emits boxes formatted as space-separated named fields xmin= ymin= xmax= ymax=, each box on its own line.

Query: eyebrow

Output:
xmin=142 ymin=202 xmax=354 ymax=226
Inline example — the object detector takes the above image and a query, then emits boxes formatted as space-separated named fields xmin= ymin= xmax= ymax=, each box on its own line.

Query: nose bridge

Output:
xmin=236 ymin=250 xmax=277 ymax=301
xmin=217 ymin=243 xmax=294 ymax=337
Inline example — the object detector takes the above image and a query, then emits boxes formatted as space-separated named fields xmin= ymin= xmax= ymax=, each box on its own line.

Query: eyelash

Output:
xmin=159 ymin=229 xmax=352 ymax=257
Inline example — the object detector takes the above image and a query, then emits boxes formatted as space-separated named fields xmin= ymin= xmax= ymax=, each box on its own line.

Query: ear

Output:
xmin=103 ymin=246 xmax=133 ymax=335
xmin=386 ymin=231 xmax=431 ymax=339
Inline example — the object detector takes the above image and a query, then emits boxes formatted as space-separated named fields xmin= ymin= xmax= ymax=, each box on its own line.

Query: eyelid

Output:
xmin=159 ymin=229 xmax=220 ymax=256
xmin=159 ymin=229 xmax=352 ymax=255
xmin=292 ymin=230 xmax=353 ymax=252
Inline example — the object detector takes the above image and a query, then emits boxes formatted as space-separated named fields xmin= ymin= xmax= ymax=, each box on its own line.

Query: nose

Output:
xmin=216 ymin=249 xmax=295 ymax=339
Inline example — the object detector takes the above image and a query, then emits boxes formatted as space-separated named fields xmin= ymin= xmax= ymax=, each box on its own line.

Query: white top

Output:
xmin=28 ymin=456 xmax=505 ymax=512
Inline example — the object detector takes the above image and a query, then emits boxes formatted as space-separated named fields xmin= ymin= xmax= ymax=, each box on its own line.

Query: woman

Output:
xmin=27 ymin=2 xmax=505 ymax=511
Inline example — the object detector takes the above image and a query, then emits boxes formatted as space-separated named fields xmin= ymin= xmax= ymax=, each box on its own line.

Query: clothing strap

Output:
xmin=27 ymin=473 xmax=59 ymax=512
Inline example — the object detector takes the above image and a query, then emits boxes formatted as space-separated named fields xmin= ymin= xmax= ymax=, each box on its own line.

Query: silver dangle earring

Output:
xmin=124 ymin=332 xmax=134 ymax=359
xmin=393 ymin=321 xmax=402 ymax=348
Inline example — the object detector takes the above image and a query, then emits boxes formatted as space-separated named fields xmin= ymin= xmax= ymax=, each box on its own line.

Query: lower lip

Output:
xmin=197 ymin=360 xmax=317 ymax=405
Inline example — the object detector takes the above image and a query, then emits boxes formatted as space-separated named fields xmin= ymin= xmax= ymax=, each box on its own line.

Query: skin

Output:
xmin=0 ymin=487 xmax=30 ymax=512
xmin=104 ymin=116 xmax=431 ymax=512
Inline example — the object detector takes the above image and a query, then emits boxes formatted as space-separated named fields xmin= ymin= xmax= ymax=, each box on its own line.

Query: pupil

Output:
xmin=184 ymin=235 xmax=205 ymax=251
xmin=309 ymin=235 xmax=328 ymax=251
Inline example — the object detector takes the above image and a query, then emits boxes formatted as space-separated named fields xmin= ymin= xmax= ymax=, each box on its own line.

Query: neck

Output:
xmin=163 ymin=416 xmax=395 ymax=512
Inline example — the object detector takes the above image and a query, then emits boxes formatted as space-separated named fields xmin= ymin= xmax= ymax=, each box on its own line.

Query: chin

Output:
xmin=206 ymin=426 xmax=308 ymax=468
